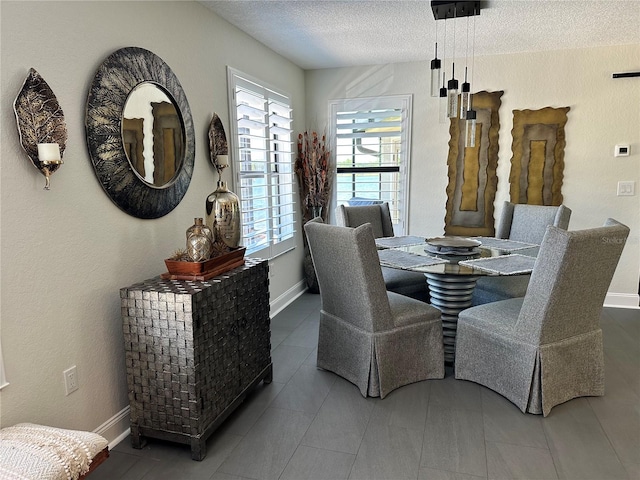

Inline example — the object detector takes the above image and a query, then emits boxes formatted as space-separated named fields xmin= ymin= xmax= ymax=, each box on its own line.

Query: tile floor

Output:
xmin=92 ymin=293 xmax=640 ymax=480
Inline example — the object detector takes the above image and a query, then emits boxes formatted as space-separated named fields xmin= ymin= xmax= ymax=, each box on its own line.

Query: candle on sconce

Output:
xmin=216 ymin=154 xmax=229 ymax=168
xmin=37 ymin=143 xmax=61 ymax=163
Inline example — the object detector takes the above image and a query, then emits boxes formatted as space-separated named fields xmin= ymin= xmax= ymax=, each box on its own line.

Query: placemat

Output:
xmin=375 ymin=235 xmax=426 ymax=249
xmin=475 ymin=237 xmax=538 ymax=252
xmin=458 ymin=254 xmax=536 ymax=275
xmin=378 ymin=249 xmax=448 ymax=269
xmin=515 ymin=246 xmax=540 ymax=258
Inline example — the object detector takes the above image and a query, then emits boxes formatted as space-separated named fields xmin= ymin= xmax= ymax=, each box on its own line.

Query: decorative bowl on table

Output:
xmin=425 ymin=237 xmax=482 ymax=256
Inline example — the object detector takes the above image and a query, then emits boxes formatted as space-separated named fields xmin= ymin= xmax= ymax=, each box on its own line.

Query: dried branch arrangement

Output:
xmin=295 ymin=131 xmax=332 ymax=221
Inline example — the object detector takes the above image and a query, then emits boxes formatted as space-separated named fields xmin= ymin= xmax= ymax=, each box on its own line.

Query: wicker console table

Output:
xmin=120 ymin=258 xmax=271 ymax=460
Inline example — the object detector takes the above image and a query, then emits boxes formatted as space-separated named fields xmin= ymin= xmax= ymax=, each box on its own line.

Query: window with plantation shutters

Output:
xmin=227 ymin=68 xmax=296 ymax=258
xmin=330 ymin=95 xmax=413 ymax=234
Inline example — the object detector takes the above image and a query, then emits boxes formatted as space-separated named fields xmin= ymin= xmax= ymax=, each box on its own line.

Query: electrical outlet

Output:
xmin=63 ymin=366 xmax=78 ymax=395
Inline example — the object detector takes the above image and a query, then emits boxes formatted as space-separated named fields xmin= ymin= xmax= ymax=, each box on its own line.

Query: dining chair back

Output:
xmin=307 ymin=219 xmax=393 ymax=332
xmin=456 ymin=218 xmax=629 ymax=416
xmin=472 ymin=201 xmax=572 ymax=305
xmin=304 ymin=221 xmax=444 ymax=398
xmin=336 ymin=203 xmax=394 ymax=238
xmin=335 ymin=203 xmax=429 ymax=302
xmin=519 ymin=218 xmax=628 ymax=344
xmin=497 ymin=201 xmax=572 ymax=244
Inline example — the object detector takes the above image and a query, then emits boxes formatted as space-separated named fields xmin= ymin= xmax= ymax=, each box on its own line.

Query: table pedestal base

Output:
xmin=426 ymin=274 xmax=479 ymax=364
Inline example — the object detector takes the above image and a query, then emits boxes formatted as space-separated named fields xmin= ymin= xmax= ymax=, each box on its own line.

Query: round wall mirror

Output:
xmin=85 ymin=47 xmax=195 ymax=219
xmin=122 ymin=82 xmax=184 ymax=187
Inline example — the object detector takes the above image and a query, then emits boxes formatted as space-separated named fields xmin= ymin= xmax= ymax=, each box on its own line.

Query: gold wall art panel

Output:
xmin=509 ymin=107 xmax=569 ymax=206
xmin=444 ymin=91 xmax=503 ymax=237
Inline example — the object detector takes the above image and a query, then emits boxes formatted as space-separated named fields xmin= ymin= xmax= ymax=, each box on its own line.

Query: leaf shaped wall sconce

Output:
xmin=14 ymin=68 xmax=68 ymax=190
xmin=208 ymin=113 xmax=229 ymax=182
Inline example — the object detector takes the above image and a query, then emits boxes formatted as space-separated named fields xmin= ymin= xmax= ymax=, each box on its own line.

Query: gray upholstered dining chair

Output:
xmin=456 ymin=218 xmax=629 ymax=416
xmin=336 ymin=203 xmax=430 ymax=302
xmin=304 ymin=220 xmax=445 ymax=398
xmin=472 ymin=201 xmax=572 ymax=305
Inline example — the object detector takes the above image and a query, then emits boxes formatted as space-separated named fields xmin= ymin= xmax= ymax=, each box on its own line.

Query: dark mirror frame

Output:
xmin=85 ymin=47 xmax=195 ymax=219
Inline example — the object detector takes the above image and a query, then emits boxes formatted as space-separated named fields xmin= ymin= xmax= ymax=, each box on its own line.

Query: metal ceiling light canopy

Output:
xmin=431 ymin=1 xmax=480 ymax=20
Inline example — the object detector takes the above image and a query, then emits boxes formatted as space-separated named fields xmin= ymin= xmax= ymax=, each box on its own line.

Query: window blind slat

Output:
xmin=238 ymin=118 xmax=267 ymax=130
xmin=270 ymin=126 xmax=292 ymax=136
xmin=336 ymin=109 xmax=401 ymax=120
xmin=238 ymin=103 xmax=266 ymax=117
xmin=236 ymin=89 xmax=266 ymax=108
xmin=336 ymin=120 xmax=401 ymax=130
xmin=336 ymin=131 xmax=401 ymax=139
xmin=269 ymin=113 xmax=292 ymax=125
xmin=271 ymin=138 xmax=293 ymax=148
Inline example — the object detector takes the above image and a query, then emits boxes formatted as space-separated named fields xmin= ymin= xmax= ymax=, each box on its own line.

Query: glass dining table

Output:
xmin=377 ymin=236 xmax=539 ymax=364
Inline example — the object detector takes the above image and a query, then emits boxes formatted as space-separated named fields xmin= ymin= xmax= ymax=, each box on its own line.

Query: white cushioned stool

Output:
xmin=0 ymin=423 xmax=109 ymax=480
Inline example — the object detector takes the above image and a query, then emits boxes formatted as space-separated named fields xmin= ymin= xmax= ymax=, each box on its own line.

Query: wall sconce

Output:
xmin=208 ymin=113 xmax=229 ymax=183
xmin=215 ymin=154 xmax=229 ymax=168
xmin=14 ymin=68 xmax=67 ymax=190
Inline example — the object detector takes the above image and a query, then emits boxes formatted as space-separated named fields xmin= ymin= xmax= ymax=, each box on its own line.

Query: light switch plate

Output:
xmin=617 ymin=181 xmax=635 ymax=196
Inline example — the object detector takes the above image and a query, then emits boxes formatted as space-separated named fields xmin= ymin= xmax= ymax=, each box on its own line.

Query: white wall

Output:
xmin=0 ymin=1 xmax=306 ymax=439
xmin=305 ymin=45 xmax=640 ymax=302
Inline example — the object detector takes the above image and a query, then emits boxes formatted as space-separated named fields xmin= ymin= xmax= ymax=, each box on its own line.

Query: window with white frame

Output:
xmin=227 ymin=68 xmax=296 ymax=258
xmin=330 ymin=95 xmax=412 ymax=234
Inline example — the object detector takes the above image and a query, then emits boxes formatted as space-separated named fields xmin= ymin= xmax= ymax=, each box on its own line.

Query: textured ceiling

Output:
xmin=200 ymin=0 xmax=640 ymax=70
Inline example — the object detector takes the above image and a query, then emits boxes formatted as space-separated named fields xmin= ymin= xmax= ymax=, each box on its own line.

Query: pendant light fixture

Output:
xmin=460 ymin=68 xmax=470 ymax=119
xmin=447 ymin=65 xmax=459 ymax=118
xmin=430 ymin=22 xmax=441 ymax=97
xmin=465 ymin=12 xmax=478 ymax=148
xmin=459 ymin=15 xmax=471 ymax=119
xmin=446 ymin=6 xmax=459 ymax=119
xmin=438 ymin=15 xmax=448 ymax=118
xmin=465 ymin=109 xmax=477 ymax=147
xmin=430 ymin=1 xmax=481 ymax=123
xmin=439 ymin=71 xmax=448 ymax=124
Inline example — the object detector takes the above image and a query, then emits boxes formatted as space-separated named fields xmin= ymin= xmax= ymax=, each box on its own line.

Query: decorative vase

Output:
xmin=206 ymin=181 xmax=241 ymax=248
xmin=303 ymin=205 xmax=323 ymax=293
xmin=310 ymin=205 xmax=322 ymax=221
xmin=186 ymin=217 xmax=213 ymax=262
xmin=303 ymin=247 xmax=320 ymax=293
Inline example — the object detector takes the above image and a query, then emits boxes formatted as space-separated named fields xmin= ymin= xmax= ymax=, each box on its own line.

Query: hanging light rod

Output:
xmin=431 ymin=1 xmax=481 ymax=20
xmin=612 ymin=72 xmax=640 ymax=79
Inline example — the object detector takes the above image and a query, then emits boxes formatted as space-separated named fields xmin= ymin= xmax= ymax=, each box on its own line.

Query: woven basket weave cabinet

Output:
xmin=120 ymin=258 xmax=271 ymax=460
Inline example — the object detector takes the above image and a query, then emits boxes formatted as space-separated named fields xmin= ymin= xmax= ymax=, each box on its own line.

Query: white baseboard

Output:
xmin=270 ymin=280 xmax=308 ymax=317
xmin=108 ymin=427 xmax=131 ymax=450
xmin=94 ymin=406 xmax=130 ymax=449
xmin=604 ymin=292 xmax=640 ymax=309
